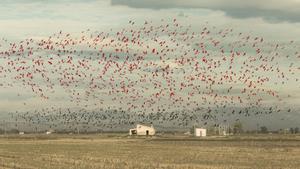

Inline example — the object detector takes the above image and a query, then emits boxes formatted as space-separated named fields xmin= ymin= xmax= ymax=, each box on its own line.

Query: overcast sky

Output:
xmin=0 ymin=0 xmax=300 ymax=40
xmin=0 ymin=0 xmax=299 ymax=129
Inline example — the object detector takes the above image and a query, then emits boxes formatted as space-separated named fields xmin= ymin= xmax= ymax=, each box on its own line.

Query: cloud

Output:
xmin=111 ymin=0 xmax=300 ymax=23
xmin=0 ymin=0 xmax=97 ymax=4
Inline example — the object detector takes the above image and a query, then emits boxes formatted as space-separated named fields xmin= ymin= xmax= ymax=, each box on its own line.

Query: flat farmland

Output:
xmin=0 ymin=134 xmax=299 ymax=169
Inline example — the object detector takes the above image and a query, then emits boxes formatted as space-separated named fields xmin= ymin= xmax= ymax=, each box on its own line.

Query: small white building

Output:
xmin=194 ymin=128 xmax=207 ymax=137
xmin=129 ymin=124 xmax=155 ymax=136
xmin=46 ymin=129 xmax=55 ymax=135
xmin=19 ymin=132 xmax=25 ymax=135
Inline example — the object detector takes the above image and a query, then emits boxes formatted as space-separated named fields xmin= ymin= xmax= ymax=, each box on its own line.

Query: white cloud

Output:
xmin=111 ymin=0 xmax=300 ymax=22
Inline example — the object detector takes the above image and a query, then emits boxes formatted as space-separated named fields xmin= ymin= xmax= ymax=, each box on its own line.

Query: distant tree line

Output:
xmin=227 ymin=122 xmax=299 ymax=135
xmin=290 ymin=127 xmax=299 ymax=134
xmin=0 ymin=125 xmax=299 ymax=135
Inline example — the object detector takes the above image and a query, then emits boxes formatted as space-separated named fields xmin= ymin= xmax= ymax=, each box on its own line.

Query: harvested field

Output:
xmin=0 ymin=134 xmax=299 ymax=169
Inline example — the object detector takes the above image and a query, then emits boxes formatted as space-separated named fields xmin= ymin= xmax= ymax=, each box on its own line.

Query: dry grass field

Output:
xmin=0 ymin=134 xmax=299 ymax=169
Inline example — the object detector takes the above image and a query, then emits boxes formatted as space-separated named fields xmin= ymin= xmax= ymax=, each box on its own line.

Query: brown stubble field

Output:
xmin=0 ymin=134 xmax=299 ymax=169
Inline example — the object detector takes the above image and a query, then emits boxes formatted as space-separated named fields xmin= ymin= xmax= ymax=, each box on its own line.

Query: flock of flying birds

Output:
xmin=1 ymin=19 xmax=299 ymax=131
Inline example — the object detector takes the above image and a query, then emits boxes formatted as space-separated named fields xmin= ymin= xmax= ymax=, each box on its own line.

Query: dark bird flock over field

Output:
xmin=0 ymin=19 xmax=299 ymax=131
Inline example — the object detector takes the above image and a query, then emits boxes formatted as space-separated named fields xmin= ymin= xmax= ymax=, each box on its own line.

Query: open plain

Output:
xmin=0 ymin=134 xmax=299 ymax=169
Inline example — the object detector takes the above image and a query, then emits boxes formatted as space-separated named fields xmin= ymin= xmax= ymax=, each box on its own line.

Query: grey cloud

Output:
xmin=111 ymin=0 xmax=300 ymax=23
xmin=0 ymin=0 xmax=97 ymax=4
xmin=223 ymin=8 xmax=300 ymax=23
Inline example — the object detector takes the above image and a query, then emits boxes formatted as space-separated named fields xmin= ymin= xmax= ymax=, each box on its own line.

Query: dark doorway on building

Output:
xmin=146 ymin=130 xmax=149 ymax=136
xmin=131 ymin=130 xmax=137 ymax=135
